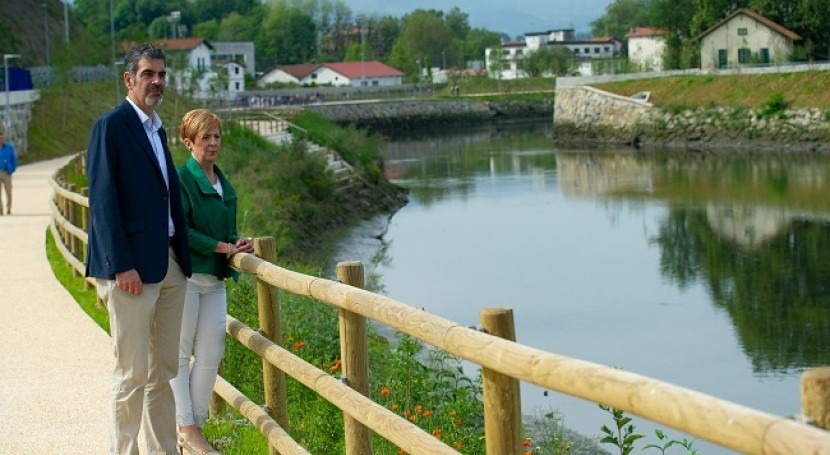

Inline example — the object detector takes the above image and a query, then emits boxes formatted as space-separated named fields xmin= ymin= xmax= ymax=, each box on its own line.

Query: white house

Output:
xmin=150 ymin=37 xmax=247 ymax=100
xmin=211 ymin=41 xmax=256 ymax=76
xmin=257 ymin=61 xmax=404 ymax=88
xmin=695 ymin=8 xmax=801 ymax=69
xmin=485 ymin=30 xmax=622 ymax=79
xmin=626 ymin=27 xmax=668 ymax=71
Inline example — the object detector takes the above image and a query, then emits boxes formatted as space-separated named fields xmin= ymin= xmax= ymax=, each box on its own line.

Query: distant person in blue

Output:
xmin=0 ymin=128 xmax=17 ymax=215
xmin=85 ymin=43 xmax=192 ymax=455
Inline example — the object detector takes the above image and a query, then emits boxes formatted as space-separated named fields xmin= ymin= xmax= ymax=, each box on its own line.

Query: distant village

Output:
xmin=103 ymin=8 xmax=803 ymax=102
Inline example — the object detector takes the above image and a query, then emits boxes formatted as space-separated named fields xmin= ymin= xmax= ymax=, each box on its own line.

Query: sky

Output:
xmin=344 ymin=0 xmax=615 ymax=38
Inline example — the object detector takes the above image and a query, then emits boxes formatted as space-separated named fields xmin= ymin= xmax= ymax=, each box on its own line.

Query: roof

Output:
xmin=120 ymin=38 xmax=214 ymax=53
xmin=323 ymin=62 xmax=404 ymax=78
xmin=154 ymin=38 xmax=214 ymax=51
xmin=626 ymin=27 xmax=669 ymax=38
xmin=525 ymin=28 xmax=575 ymax=36
xmin=589 ymin=36 xmax=622 ymax=43
xmin=693 ymin=8 xmax=801 ymax=42
xmin=273 ymin=61 xmax=404 ymax=80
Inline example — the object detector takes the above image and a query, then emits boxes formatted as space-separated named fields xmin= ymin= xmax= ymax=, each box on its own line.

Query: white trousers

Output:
xmin=170 ymin=274 xmax=227 ymax=427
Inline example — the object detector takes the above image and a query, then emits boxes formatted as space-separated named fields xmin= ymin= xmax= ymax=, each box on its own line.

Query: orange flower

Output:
xmin=432 ymin=428 xmax=442 ymax=440
xmin=330 ymin=359 xmax=341 ymax=371
xmin=449 ymin=410 xmax=457 ymax=416
xmin=398 ymin=449 xmax=407 ymax=455
xmin=522 ymin=438 xmax=531 ymax=447
xmin=380 ymin=387 xmax=390 ymax=397
xmin=453 ymin=441 xmax=462 ymax=449
xmin=292 ymin=341 xmax=304 ymax=351
xmin=408 ymin=415 xmax=417 ymax=422
xmin=422 ymin=410 xmax=432 ymax=418
xmin=390 ymin=403 xmax=399 ymax=410
xmin=523 ymin=451 xmax=532 ymax=455
xmin=414 ymin=405 xmax=422 ymax=413
xmin=454 ymin=418 xmax=462 ymax=427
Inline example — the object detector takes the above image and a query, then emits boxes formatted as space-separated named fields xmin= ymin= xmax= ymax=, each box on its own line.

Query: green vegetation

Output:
xmin=593 ymin=72 xmax=830 ymax=110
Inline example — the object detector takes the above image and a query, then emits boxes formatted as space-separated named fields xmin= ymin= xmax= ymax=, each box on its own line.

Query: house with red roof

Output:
xmin=626 ymin=27 xmax=669 ymax=72
xmin=258 ymin=61 xmax=404 ymax=88
xmin=694 ymin=8 xmax=801 ymax=69
xmin=126 ymin=37 xmax=249 ymax=100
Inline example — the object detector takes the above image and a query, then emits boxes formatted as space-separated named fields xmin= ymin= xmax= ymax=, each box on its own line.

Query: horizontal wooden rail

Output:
xmin=49 ymin=177 xmax=89 ymax=207
xmin=226 ymin=316 xmax=460 ymax=455
xmin=230 ymin=252 xmax=830 ymax=455
xmin=50 ymin=197 xmax=88 ymax=245
xmin=212 ymin=376 xmax=310 ymax=455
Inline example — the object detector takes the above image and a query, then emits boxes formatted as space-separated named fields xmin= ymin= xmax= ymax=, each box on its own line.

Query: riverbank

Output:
xmin=554 ymin=69 xmax=830 ymax=152
xmin=306 ymin=97 xmax=553 ymax=130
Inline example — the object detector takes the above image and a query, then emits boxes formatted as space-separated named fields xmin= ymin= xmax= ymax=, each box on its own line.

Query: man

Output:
xmin=0 ymin=129 xmax=17 ymax=215
xmin=85 ymin=43 xmax=192 ymax=455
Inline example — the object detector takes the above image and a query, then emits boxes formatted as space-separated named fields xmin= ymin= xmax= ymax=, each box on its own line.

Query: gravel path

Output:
xmin=0 ymin=156 xmax=111 ymax=454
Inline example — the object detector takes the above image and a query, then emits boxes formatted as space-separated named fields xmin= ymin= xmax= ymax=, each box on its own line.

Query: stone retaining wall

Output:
xmin=2 ymin=90 xmax=39 ymax=156
xmin=306 ymin=98 xmax=552 ymax=130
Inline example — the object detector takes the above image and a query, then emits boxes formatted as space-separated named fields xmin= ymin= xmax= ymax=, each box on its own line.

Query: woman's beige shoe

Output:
xmin=177 ymin=433 xmax=222 ymax=455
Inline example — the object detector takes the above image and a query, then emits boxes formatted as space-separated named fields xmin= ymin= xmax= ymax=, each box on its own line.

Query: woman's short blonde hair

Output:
xmin=180 ymin=109 xmax=222 ymax=143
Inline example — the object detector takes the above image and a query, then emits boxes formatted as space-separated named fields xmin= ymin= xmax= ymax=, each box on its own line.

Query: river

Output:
xmin=326 ymin=118 xmax=830 ymax=454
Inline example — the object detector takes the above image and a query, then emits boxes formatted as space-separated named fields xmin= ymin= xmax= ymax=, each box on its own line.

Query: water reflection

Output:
xmin=555 ymin=151 xmax=830 ymax=374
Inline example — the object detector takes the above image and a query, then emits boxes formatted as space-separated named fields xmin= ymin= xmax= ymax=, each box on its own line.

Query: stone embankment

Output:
xmin=554 ymin=85 xmax=830 ymax=152
xmin=306 ymin=98 xmax=552 ymax=130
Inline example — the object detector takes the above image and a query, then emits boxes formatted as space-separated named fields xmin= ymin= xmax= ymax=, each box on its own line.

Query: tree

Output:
xmin=399 ymin=9 xmax=453 ymax=73
xmin=464 ymin=27 xmax=502 ymax=67
xmin=257 ymin=1 xmax=318 ymax=68
xmin=524 ymin=47 xmax=574 ymax=77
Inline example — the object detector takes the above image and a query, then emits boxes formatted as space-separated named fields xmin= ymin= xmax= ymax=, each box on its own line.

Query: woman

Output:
xmin=172 ymin=109 xmax=254 ymax=455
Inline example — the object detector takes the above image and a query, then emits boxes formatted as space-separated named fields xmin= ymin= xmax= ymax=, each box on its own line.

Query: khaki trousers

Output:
xmin=0 ymin=170 xmax=11 ymax=214
xmin=97 ymin=248 xmax=187 ymax=455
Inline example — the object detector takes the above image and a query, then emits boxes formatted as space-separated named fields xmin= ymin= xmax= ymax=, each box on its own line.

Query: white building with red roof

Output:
xmin=626 ymin=27 xmax=669 ymax=72
xmin=258 ymin=61 xmax=404 ymax=88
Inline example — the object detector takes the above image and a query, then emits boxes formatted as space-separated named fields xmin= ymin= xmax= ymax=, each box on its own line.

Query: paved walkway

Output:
xmin=0 ymin=156 xmax=111 ymax=454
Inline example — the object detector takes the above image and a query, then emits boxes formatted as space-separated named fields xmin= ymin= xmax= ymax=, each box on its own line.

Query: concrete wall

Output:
xmin=2 ymin=89 xmax=40 ymax=156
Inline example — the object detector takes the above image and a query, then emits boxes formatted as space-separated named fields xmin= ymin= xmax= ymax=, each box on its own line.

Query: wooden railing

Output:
xmin=49 ymin=152 xmax=830 ymax=454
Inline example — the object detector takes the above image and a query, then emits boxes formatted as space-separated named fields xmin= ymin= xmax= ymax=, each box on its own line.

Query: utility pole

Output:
xmin=42 ymin=3 xmax=50 ymax=66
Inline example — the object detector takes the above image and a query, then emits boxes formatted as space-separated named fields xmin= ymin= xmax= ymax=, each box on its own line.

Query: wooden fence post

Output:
xmin=336 ymin=261 xmax=372 ymax=455
xmin=81 ymin=188 xmax=91 ymax=290
xmin=481 ymin=308 xmax=522 ymax=455
xmin=254 ymin=237 xmax=288 ymax=455
xmin=802 ymin=367 xmax=830 ymax=429
xmin=67 ymin=183 xmax=79 ymax=268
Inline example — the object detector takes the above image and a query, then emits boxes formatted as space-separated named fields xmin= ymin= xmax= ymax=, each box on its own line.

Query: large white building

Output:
xmin=152 ymin=38 xmax=251 ymax=100
xmin=485 ymin=29 xmax=623 ymax=79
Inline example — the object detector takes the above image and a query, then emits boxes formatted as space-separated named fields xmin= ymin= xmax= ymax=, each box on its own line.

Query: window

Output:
xmin=573 ymin=48 xmax=580 ymax=54
xmin=234 ymin=82 xmax=240 ymax=90
xmin=372 ymin=80 xmax=379 ymax=86
xmin=738 ymin=27 xmax=748 ymax=36
xmin=760 ymin=48 xmax=770 ymax=64
xmin=234 ymin=67 xmax=240 ymax=75
xmin=738 ymin=48 xmax=750 ymax=63
xmin=594 ymin=47 xmax=600 ymax=54
xmin=584 ymin=47 xmax=590 ymax=53
xmin=604 ymin=46 xmax=610 ymax=53
xmin=718 ymin=49 xmax=727 ymax=68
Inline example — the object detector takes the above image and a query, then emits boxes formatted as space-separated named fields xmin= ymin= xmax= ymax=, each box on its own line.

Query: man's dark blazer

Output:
xmin=85 ymin=100 xmax=192 ymax=283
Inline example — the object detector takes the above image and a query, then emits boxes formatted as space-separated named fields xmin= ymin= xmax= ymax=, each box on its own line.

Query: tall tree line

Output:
xmin=591 ymin=0 xmax=830 ymax=69
xmin=71 ymin=0 xmax=501 ymax=78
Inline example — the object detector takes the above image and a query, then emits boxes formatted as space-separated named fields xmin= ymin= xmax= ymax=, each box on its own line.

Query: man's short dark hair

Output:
xmin=124 ymin=43 xmax=167 ymax=78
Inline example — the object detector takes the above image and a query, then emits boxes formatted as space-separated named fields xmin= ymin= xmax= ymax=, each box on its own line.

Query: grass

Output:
xmin=591 ymin=71 xmax=830 ymax=110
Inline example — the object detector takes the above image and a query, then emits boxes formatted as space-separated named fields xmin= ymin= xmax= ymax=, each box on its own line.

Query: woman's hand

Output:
xmin=234 ymin=237 xmax=255 ymax=254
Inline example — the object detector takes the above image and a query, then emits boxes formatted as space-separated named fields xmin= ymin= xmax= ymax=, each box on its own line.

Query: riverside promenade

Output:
xmin=0 ymin=156 xmax=110 ymax=454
